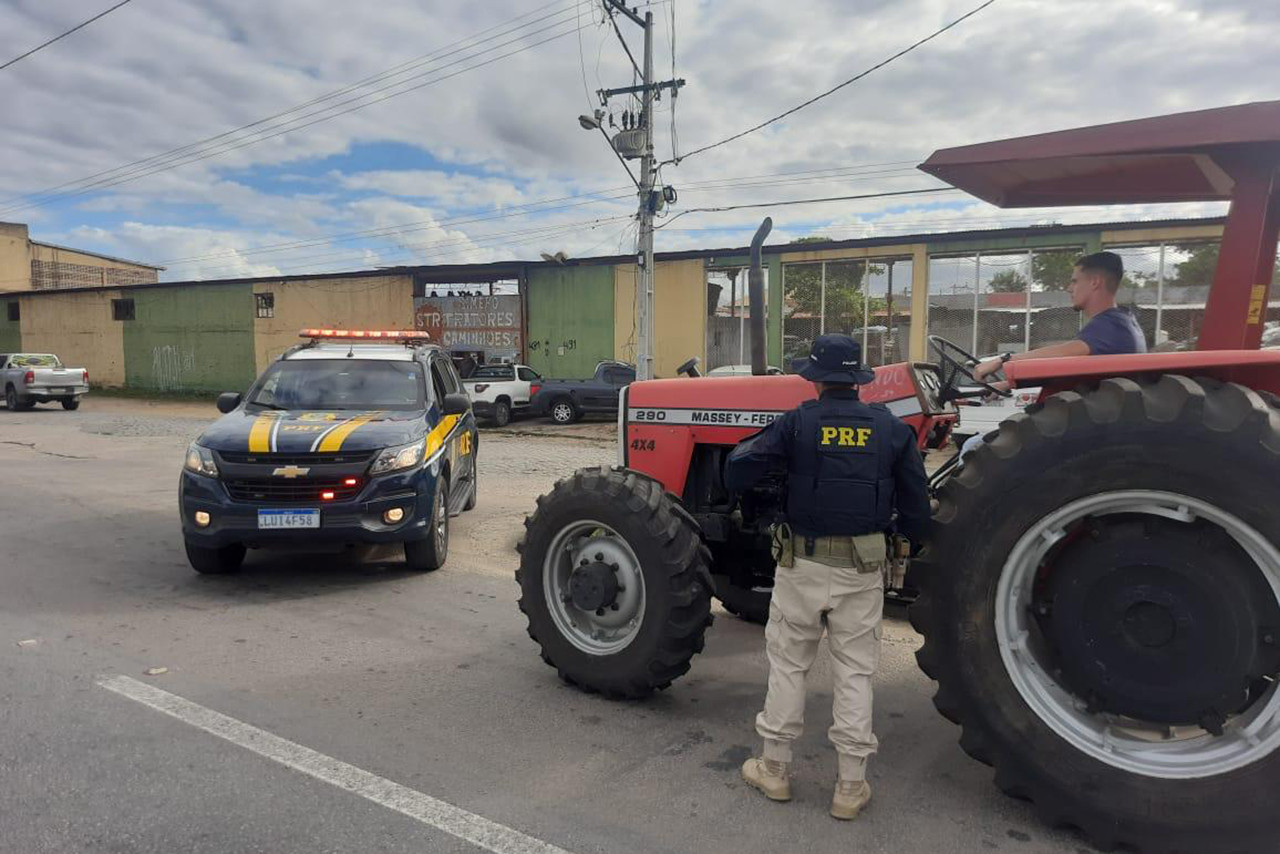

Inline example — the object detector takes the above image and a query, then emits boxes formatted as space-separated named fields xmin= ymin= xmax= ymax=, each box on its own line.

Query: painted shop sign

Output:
xmin=413 ymin=295 xmax=523 ymax=353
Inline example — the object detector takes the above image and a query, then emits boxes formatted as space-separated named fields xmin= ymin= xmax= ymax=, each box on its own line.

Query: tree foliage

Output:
xmin=988 ymin=270 xmax=1028 ymax=293
xmin=1168 ymin=243 xmax=1220 ymax=288
xmin=1163 ymin=243 xmax=1280 ymax=288
xmin=1030 ymin=250 xmax=1076 ymax=291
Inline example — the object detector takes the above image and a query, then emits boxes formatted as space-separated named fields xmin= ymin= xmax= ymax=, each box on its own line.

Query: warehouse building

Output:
xmin=1 ymin=217 xmax=1254 ymax=395
xmin=0 ymin=221 xmax=162 ymax=292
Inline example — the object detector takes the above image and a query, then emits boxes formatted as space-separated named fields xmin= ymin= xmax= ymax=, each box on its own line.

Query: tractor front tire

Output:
xmin=911 ymin=376 xmax=1280 ymax=854
xmin=517 ymin=467 xmax=713 ymax=698
xmin=711 ymin=575 xmax=770 ymax=624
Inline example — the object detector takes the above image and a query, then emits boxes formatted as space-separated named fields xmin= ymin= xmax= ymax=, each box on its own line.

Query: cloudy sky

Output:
xmin=0 ymin=0 xmax=1275 ymax=282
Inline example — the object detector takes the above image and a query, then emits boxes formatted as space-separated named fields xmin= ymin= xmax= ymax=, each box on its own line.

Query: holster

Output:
xmin=771 ymin=523 xmax=796 ymax=568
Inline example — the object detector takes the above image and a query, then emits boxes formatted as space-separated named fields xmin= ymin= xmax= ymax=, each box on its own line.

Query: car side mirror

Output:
xmin=216 ymin=392 xmax=242 ymax=414
xmin=442 ymin=393 xmax=471 ymax=416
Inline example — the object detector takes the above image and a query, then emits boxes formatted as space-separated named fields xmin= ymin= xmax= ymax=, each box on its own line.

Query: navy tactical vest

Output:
xmin=783 ymin=394 xmax=901 ymax=538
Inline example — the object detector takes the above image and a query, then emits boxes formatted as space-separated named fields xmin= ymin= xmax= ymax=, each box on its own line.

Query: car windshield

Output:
xmin=247 ymin=359 xmax=426 ymax=411
xmin=471 ymin=366 xmax=514 ymax=380
xmin=11 ymin=354 xmax=61 ymax=368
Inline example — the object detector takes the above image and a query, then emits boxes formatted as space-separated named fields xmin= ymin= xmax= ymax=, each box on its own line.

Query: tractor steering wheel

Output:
xmin=928 ymin=335 xmax=1012 ymax=403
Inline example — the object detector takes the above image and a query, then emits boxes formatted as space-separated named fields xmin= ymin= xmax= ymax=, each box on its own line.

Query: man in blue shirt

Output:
xmin=973 ymin=251 xmax=1146 ymax=382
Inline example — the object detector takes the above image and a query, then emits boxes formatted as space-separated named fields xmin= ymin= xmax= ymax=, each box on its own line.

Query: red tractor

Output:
xmin=516 ymin=101 xmax=1280 ymax=853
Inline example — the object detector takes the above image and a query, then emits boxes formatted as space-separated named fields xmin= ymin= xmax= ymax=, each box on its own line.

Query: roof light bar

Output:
xmin=300 ymin=328 xmax=431 ymax=341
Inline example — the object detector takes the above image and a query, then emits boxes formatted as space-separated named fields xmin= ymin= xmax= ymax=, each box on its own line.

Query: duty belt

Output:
xmin=801 ymin=533 xmax=888 ymax=573
xmin=802 ymin=536 xmax=857 ymax=559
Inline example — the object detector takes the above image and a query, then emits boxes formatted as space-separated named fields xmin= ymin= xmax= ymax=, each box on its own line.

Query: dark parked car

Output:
xmin=529 ymin=360 xmax=635 ymax=424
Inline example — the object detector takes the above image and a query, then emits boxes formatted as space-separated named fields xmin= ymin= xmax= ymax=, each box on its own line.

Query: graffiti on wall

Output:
xmin=151 ymin=344 xmax=196 ymax=391
xmin=413 ymin=295 xmax=522 ymax=356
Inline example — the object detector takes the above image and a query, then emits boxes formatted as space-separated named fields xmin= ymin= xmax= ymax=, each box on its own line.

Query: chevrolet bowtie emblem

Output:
xmin=272 ymin=465 xmax=310 ymax=478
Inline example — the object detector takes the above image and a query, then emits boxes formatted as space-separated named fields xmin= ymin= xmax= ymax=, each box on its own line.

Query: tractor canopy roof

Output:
xmin=918 ymin=99 xmax=1280 ymax=208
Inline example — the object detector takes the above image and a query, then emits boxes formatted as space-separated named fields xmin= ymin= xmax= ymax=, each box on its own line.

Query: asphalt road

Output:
xmin=0 ymin=399 xmax=1089 ymax=854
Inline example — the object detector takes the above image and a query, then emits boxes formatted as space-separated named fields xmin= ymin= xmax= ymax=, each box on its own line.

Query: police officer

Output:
xmin=725 ymin=333 xmax=930 ymax=821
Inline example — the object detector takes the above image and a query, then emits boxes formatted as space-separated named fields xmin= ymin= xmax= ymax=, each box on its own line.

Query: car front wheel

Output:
xmin=404 ymin=481 xmax=448 ymax=571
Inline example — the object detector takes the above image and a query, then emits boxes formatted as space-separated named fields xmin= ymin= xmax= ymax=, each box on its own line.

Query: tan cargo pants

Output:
xmin=756 ymin=554 xmax=884 ymax=781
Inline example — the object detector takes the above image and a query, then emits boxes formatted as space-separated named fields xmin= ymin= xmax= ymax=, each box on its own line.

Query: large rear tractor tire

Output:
xmin=516 ymin=467 xmax=714 ymax=698
xmin=910 ymin=376 xmax=1280 ymax=854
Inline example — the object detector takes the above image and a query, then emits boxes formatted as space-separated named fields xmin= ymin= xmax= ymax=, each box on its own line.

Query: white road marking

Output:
xmin=97 ymin=675 xmax=575 ymax=854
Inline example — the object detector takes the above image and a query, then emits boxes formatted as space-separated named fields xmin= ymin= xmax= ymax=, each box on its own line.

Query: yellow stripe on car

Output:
xmin=248 ymin=413 xmax=281 ymax=452
xmin=424 ymin=414 xmax=461 ymax=459
xmin=316 ymin=411 xmax=386 ymax=453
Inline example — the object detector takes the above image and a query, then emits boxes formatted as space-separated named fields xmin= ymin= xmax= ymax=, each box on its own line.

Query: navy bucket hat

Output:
xmin=792 ymin=333 xmax=877 ymax=385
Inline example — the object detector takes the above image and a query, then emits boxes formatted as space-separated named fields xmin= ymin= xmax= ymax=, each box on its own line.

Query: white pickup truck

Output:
xmin=462 ymin=363 xmax=541 ymax=427
xmin=2 ymin=353 xmax=90 ymax=411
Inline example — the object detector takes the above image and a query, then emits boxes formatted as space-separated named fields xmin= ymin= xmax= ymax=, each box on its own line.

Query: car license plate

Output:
xmin=257 ymin=509 xmax=320 ymax=529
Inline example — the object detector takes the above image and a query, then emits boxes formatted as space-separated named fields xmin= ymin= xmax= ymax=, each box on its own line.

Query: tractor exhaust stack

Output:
xmin=748 ymin=217 xmax=772 ymax=376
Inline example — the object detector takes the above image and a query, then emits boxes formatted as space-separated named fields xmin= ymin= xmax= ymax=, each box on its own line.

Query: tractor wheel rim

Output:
xmin=996 ymin=489 xmax=1280 ymax=779
xmin=543 ymin=519 xmax=646 ymax=655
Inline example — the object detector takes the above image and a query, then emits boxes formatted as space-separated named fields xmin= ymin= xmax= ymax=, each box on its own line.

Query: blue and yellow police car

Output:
xmin=179 ymin=329 xmax=478 ymax=574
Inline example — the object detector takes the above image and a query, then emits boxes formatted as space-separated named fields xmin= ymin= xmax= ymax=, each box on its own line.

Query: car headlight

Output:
xmin=370 ymin=438 xmax=426 ymax=475
xmin=184 ymin=442 xmax=219 ymax=477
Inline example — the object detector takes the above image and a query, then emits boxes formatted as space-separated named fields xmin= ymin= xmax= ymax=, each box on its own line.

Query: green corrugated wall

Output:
xmin=525 ymin=265 xmax=615 ymax=378
xmin=123 ymin=285 xmax=257 ymax=393
xmin=0 ymin=299 xmax=20 ymax=351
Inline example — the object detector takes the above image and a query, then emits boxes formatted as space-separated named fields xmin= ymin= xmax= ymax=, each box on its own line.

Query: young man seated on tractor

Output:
xmin=961 ymin=250 xmax=1146 ymax=457
xmin=724 ymin=334 xmax=931 ymax=821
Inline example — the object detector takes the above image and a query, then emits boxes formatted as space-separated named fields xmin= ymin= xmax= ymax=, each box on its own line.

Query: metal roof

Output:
xmin=1 ymin=216 xmax=1229 ymax=298
xmin=31 ymin=240 xmax=165 ymax=270
xmin=919 ymin=100 xmax=1280 ymax=208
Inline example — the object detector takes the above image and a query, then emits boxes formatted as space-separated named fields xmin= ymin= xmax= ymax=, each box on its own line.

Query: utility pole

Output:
xmin=637 ymin=7 xmax=656 ymax=381
xmin=590 ymin=2 xmax=685 ymax=380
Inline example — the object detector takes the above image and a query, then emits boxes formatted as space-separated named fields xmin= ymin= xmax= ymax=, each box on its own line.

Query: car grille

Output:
xmin=224 ymin=479 xmax=362 ymax=504
xmin=217 ymin=450 xmax=376 ymax=466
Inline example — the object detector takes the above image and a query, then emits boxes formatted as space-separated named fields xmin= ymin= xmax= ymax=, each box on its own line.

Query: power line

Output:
xmin=0 ymin=14 xmax=589 ymax=216
xmin=158 ymin=173 xmax=938 ymax=275
xmin=576 ymin=1 xmax=600 ymax=107
xmin=158 ymin=189 xmax=636 ymax=268
xmin=169 ymin=208 xmax=638 ymax=278
xmin=655 ymin=187 xmax=961 ymax=228
xmin=160 ymin=162 xmax=935 ymax=270
xmin=0 ymin=1 xmax=593 ymax=216
xmin=673 ymin=0 xmax=998 ymax=164
xmin=200 ymin=215 xmax=635 ymax=279
xmin=1 ymin=0 xmax=135 ymax=71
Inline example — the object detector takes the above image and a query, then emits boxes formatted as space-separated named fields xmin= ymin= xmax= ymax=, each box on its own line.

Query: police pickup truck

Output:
xmin=179 ymin=329 xmax=478 ymax=575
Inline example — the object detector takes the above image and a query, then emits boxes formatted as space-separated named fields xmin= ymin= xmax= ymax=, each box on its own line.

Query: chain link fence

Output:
xmin=707 ymin=266 xmax=771 ymax=371
xmin=1107 ymin=241 xmax=1214 ymax=351
xmin=929 ymin=246 xmax=1095 ymax=357
xmin=781 ymin=257 xmax=912 ymax=370
xmin=780 ymin=238 xmax=1278 ymax=370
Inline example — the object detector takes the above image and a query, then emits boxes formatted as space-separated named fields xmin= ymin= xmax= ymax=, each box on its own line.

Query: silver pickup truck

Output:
xmin=2 ymin=353 xmax=90 ymax=411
